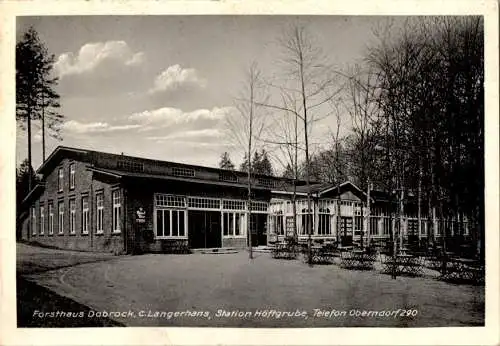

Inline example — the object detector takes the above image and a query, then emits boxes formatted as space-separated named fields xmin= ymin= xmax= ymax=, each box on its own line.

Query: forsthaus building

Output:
xmin=19 ymin=146 xmax=471 ymax=254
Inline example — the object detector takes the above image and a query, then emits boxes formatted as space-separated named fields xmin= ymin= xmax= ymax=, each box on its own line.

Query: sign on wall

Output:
xmin=136 ymin=207 xmax=146 ymax=223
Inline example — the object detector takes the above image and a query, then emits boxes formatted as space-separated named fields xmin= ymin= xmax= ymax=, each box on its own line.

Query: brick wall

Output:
xmin=25 ymin=158 xmax=125 ymax=254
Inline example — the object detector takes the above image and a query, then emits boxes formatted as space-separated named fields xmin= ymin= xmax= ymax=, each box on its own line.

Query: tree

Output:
xmin=239 ymin=153 xmax=250 ymax=172
xmin=251 ymin=151 xmax=262 ymax=173
xmin=219 ymin=152 xmax=235 ymax=170
xmin=364 ymin=17 xmax=484 ymax=264
xmin=226 ymin=62 xmax=268 ymax=259
xmin=16 ymin=27 xmax=63 ymax=190
xmin=260 ymin=24 xmax=344 ymax=264
xmin=259 ymin=150 xmax=273 ymax=176
xmin=16 ymin=159 xmax=38 ymax=214
xmin=252 ymin=149 xmax=274 ymax=175
xmin=282 ymin=163 xmax=294 ymax=179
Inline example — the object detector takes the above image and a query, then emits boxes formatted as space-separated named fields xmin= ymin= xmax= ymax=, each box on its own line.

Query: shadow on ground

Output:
xmin=17 ymin=276 xmax=123 ymax=327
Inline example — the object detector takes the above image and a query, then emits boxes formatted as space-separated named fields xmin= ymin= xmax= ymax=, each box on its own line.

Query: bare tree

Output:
xmin=259 ymin=24 xmax=344 ymax=264
xmin=342 ymin=66 xmax=382 ymax=248
xmin=226 ymin=63 xmax=267 ymax=259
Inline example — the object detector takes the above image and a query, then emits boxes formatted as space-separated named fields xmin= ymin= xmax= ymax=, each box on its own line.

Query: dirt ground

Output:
xmin=17 ymin=243 xmax=484 ymax=327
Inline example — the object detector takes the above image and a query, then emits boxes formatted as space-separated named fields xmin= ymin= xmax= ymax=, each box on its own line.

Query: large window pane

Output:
xmin=164 ymin=210 xmax=171 ymax=237
xmin=156 ymin=210 xmax=163 ymax=237
xmin=172 ymin=210 xmax=178 ymax=236
xmin=179 ymin=211 xmax=185 ymax=236
xmin=234 ymin=213 xmax=241 ymax=236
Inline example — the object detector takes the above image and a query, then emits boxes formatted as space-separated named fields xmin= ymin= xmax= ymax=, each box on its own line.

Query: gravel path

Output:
xmin=19 ymin=245 xmax=484 ymax=327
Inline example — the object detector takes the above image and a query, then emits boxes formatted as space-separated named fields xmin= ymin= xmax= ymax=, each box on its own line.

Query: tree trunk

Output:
xmin=42 ymin=93 xmax=46 ymax=162
xmin=247 ymin=84 xmax=254 ymax=260
xmin=27 ymin=109 xmax=33 ymax=192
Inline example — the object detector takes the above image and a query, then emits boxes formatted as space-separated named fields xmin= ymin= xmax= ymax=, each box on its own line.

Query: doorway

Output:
xmin=188 ymin=210 xmax=221 ymax=248
xmin=250 ymin=213 xmax=268 ymax=246
xmin=340 ymin=217 xmax=353 ymax=246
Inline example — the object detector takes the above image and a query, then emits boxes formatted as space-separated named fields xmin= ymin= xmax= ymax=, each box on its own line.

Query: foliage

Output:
xmin=16 ymin=26 xmax=63 ymax=189
xmin=239 ymin=149 xmax=274 ymax=176
xmin=16 ymin=27 xmax=63 ymax=139
xmin=16 ymin=159 xmax=38 ymax=214
xmin=219 ymin=152 xmax=235 ymax=170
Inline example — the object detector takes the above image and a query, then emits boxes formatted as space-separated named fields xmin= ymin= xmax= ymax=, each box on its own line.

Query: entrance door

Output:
xmin=188 ymin=210 xmax=221 ymax=248
xmin=340 ymin=217 xmax=353 ymax=246
xmin=250 ymin=214 xmax=268 ymax=246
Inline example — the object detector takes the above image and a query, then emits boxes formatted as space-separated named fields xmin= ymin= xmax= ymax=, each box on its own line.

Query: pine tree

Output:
xmin=259 ymin=149 xmax=273 ymax=176
xmin=219 ymin=152 xmax=235 ymax=170
xmin=282 ymin=163 xmax=294 ymax=179
xmin=251 ymin=151 xmax=261 ymax=174
xmin=16 ymin=27 xmax=63 ymax=189
xmin=239 ymin=153 xmax=250 ymax=172
xmin=16 ymin=159 xmax=38 ymax=214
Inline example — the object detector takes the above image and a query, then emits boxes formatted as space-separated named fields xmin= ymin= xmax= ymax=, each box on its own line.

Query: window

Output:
xmin=58 ymin=168 xmax=64 ymax=191
xmin=354 ymin=216 xmax=363 ymax=231
xmin=340 ymin=217 xmax=353 ymax=235
xmin=156 ymin=194 xmax=186 ymax=208
xmin=40 ymin=205 xmax=45 ymax=235
xmin=188 ymin=196 xmax=220 ymax=210
xmin=222 ymin=199 xmax=245 ymax=211
xmin=272 ymin=211 xmax=284 ymax=236
xmin=58 ymin=201 xmax=64 ymax=234
xmin=370 ymin=217 xmax=379 ymax=235
xmin=69 ymin=163 xmax=75 ymax=189
xmin=81 ymin=196 xmax=89 ymax=234
xmin=300 ymin=208 xmax=313 ymax=236
xmin=382 ymin=217 xmax=391 ymax=235
xmin=156 ymin=209 xmax=186 ymax=238
xmin=31 ymin=206 xmax=36 ymax=235
xmin=112 ymin=191 xmax=121 ymax=233
xmin=420 ymin=220 xmax=427 ymax=235
xmin=171 ymin=167 xmax=195 ymax=177
xmin=257 ymin=178 xmax=275 ymax=188
xmin=69 ymin=199 xmax=76 ymax=234
xmin=96 ymin=193 xmax=104 ymax=234
xmin=48 ymin=202 xmax=54 ymax=235
xmin=250 ymin=201 xmax=268 ymax=212
xmin=219 ymin=172 xmax=238 ymax=183
xmin=117 ymin=159 xmax=144 ymax=172
xmin=318 ymin=208 xmax=331 ymax=235
xmin=223 ymin=212 xmax=245 ymax=236
xmin=407 ymin=219 xmax=418 ymax=236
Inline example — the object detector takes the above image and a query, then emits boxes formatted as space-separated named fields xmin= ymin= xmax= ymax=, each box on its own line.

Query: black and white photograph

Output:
xmin=1 ymin=1 xmax=499 ymax=345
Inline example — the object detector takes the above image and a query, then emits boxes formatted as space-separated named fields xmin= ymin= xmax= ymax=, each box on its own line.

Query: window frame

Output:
xmin=69 ymin=198 xmax=76 ymax=235
xmin=154 ymin=208 xmax=187 ymax=239
xmin=318 ymin=208 xmax=331 ymax=236
xmin=40 ymin=204 xmax=45 ymax=235
xmin=58 ymin=167 xmax=64 ymax=192
xmin=299 ymin=208 xmax=314 ymax=236
xmin=81 ymin=196 xmax=89 ymax=235
xmin=31 ymin=206 xmax=36 ymax=236
xmin=69 ymin=163 xmax=75 ymax=190
xmin=271 ymin=211 xmax=284 ymax=236
xmin=112 ymin=190 xmax=122 ymax=233
xmin=58 ymin=200 xmax=65 ymax=235
xmin=96 ymin=192 xmax=104 ymax=234
xmin=223 ymin=211 xmax=246 ymax=238
xmin=369 ymin=216 xmax=379 ymax=235
xmin=48 ymin=202 xmax=54 ymax=235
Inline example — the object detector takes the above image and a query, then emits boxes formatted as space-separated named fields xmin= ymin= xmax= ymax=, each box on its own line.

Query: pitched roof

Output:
xmin=37 ymin=145 xmax=287 ymax=181
xmin=88 ymin=167 xmax=271 ymax=191
xmin=271 ymin=181 xmax=369 ymax=199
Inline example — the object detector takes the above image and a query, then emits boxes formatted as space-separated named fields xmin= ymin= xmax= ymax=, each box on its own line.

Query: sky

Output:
xmin=16 ymin=15 xmax=404 ymax=173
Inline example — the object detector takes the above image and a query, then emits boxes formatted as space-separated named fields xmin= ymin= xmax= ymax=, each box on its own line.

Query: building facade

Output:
xmin=19 ymin=146 xmax=471 ymax=254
